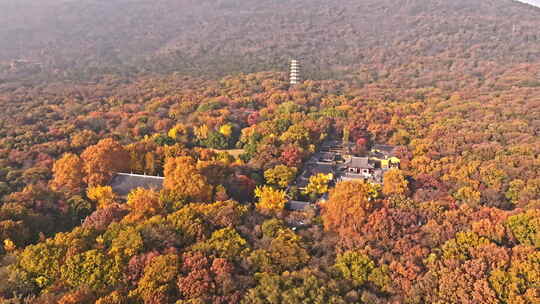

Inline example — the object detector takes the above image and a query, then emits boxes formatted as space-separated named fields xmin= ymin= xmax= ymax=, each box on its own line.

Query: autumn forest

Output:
xmin=0 ymin=0 xmax=539 ymax=303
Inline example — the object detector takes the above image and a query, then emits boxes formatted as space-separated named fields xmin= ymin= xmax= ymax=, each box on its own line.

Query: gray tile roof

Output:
xmin=340 ymin=173 xmax=366 ymax=181
xmin=110 ymin=173 xmax=164 ymax=196
xmin=310 ymin=163 xmax=335 ymax=175
xmin=372 ymin=144 xmax=396 ymax=155
xmin=346 ymin=157 xmax=374 ymax=169
xmin=287 ymin=200 xmax=311 ymax=211
xmin=321 ymin=140 xmax=340 ymax=148
xmin=319 ymin=152 xmax=336 ymax=162
xmin=296 ymin=177 xmax=309 ymax=188
xmin=295 ymin=161 xmax=336 ymax=189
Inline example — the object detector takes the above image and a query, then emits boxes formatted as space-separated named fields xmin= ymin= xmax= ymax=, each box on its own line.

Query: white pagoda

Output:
xmin=290 ymin=59 xmax=300 ymax=86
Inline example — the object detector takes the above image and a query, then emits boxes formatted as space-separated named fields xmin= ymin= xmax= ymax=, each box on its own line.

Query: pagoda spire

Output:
xmin=290 ymin=59 xmax=300 ymax=86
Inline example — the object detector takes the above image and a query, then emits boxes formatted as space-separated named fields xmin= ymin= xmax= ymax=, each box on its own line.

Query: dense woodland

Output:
xmin=1 ymin=0 xmax=540 ymax=82
xmin=0 ymin=0 xmax=540 ymax=303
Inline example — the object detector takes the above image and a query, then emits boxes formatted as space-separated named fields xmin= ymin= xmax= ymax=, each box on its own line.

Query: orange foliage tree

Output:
xmin=322 ymin=181 xmax=379 ymax=234
xmin=124 ymin=188 xmax=164 ymax=222
xmin=50 ymin=153 xmax=84 ymax=195
xmin=163 ymin=156 xmax=212 ymax=203
xmin=81 ymin=138 xmax=130 ymax=186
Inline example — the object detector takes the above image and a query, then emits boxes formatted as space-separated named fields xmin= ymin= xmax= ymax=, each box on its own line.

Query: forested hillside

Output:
xmin=1 ymin=0 xmax=540 ymax=82
xmin=0 ymin=0 xmax=539 ymax=303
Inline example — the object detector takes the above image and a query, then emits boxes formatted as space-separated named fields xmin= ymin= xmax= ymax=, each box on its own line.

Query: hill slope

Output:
xmin=1 ymin=0 xmax=540 ymax=82
xmin=1 ymin=1 xmax=540 ymax=303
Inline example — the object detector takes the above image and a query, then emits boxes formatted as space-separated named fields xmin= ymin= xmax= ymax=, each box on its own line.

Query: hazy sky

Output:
xmin=517 ymin=0 xmax=540 ymax=7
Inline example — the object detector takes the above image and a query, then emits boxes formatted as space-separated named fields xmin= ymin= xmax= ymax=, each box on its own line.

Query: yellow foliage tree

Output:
xmin=454 ymin=186 xmax=481 ymax=207
xmin=3 ymin=239 xmax=16 ymax=252
xmin=304 ymin=173 xmax=332 ymax=197
xmin=70 ymin=129 xmax=98 ymax=150
xmin=255 ymin=186 xmax=287 ymax=212
xmin=489 ymin=246 xmax=539 ymax=303
xmin=382 ymin=169 xmax=409 ymax=196
xmin=194 ymin=124 xmax=210 ymax=140
xmin=168 ymin=123 xmax=190 ymax=142
xmin=168 ymin=124 xmax=180 ymax=139
xmin=219 ymin=123 xmax=233 ymax=137
xmin=108 ymin=226 xmax=144 ymax=258
xmin=279 ymin=125 xmax=310 ymax=145
xmin=264 ymin=165 xmax=297 ymax=188
xmin=131 ymin=254 xmax=179 ymax=303
xmin=95 ymin=291 xmax=127 ymax=304
xmin=87 ymin=185 xmax=117 ymax=209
